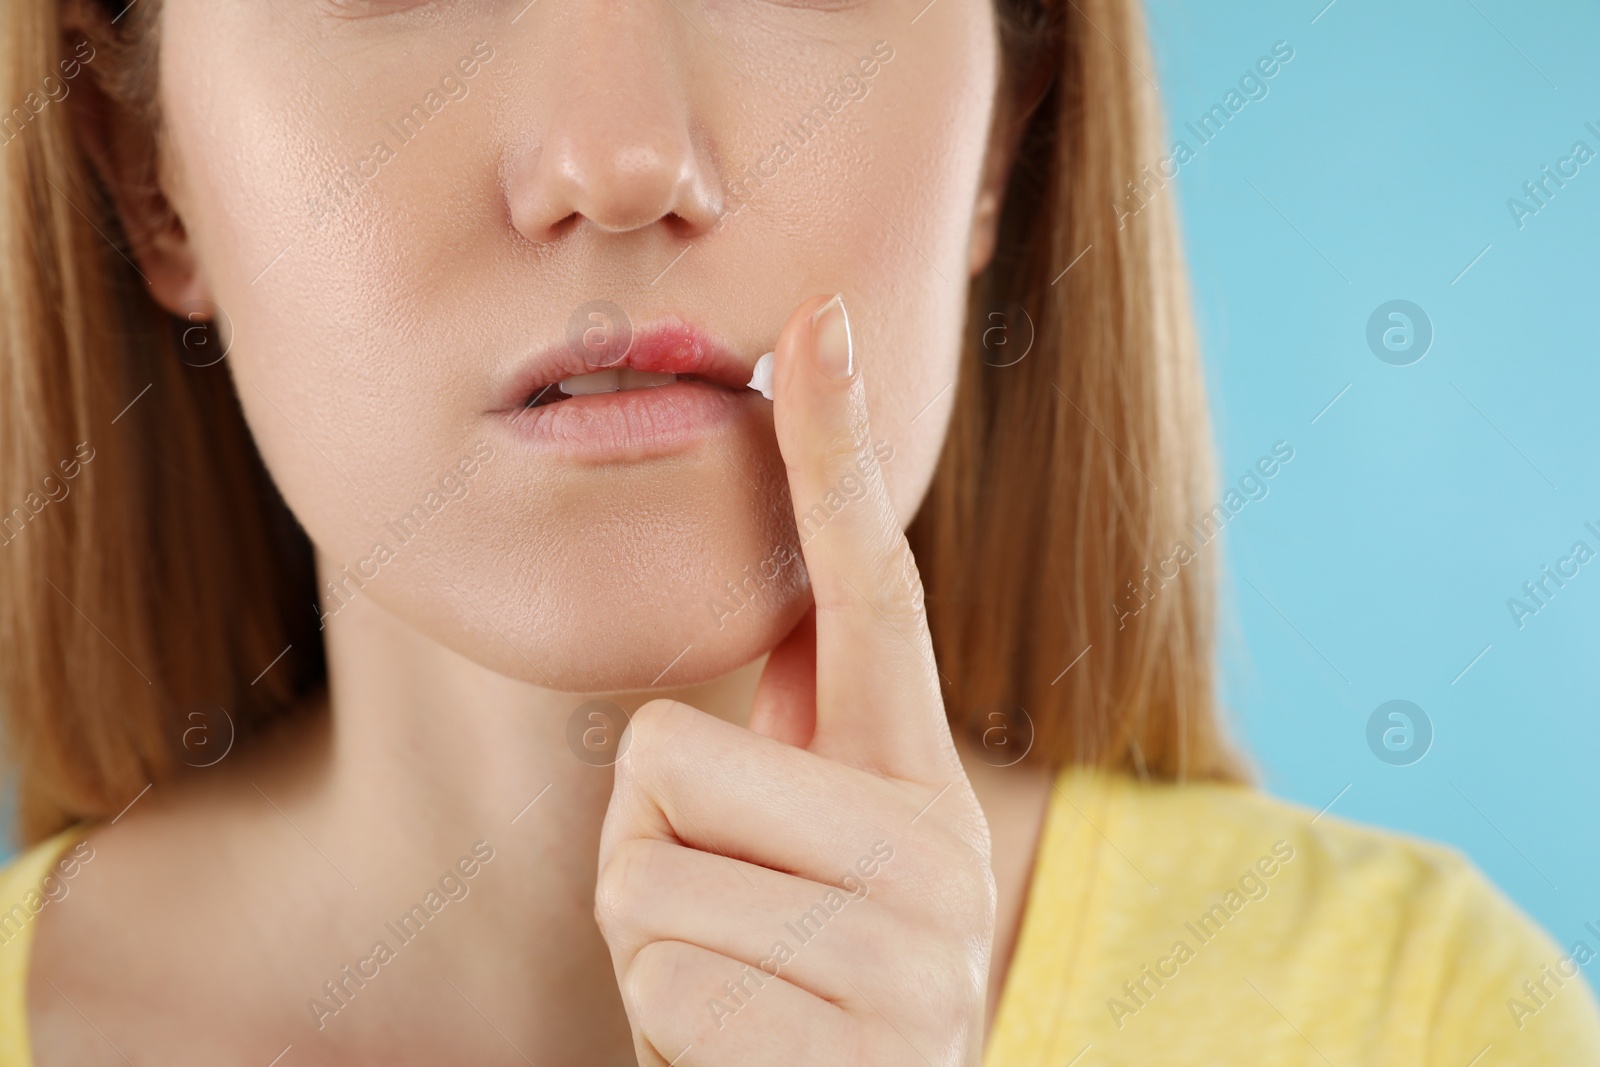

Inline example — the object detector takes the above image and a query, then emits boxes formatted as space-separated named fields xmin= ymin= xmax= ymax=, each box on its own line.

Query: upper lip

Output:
xmin=498 ymin=318 xmax=756 ymax=410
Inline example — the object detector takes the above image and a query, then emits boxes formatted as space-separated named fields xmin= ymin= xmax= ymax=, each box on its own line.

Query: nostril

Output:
xmin=660 ymin=212 xmax=702 ymax=240
xmin=543 ymin=213 xmax=582 ymax=243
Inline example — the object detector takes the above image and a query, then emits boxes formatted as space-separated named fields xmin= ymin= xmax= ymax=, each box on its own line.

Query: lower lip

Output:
xmin=497 ymin=379 xmax=757 ymax=461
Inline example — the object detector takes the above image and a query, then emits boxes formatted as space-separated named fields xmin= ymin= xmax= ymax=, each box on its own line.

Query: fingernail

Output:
xmin=811 ymin=294 xmax=853 ymax=380
xmin=746 ymin=351 xmax=775 ymax=400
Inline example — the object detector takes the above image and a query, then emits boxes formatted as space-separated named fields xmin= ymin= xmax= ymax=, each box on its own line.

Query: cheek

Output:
xmin=762 ymin=29 xmax=997 ymax=519
xmin=160 ymin=14 xmax=520 ymax=580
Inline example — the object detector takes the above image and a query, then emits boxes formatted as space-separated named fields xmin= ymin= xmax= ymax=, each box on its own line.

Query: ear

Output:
xmin=967 ymin=59 xmax=1055 ymax=278
xmin=60 ymin=0 xmax=209 ymax=314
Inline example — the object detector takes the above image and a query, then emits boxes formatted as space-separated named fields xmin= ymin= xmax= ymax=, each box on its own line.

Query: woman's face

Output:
xmin=153 ymin=0 xmax=1003 ymax=690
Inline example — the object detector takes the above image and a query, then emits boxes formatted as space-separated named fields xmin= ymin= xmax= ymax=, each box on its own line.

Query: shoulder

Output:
xmin=989 ymin=768 xmax=1600 ymax=1065
xmin=0 ymin=828 xmax=95 ymax=1067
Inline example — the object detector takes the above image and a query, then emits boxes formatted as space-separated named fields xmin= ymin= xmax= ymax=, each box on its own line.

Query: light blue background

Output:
xmin=1146 ymin=0 xmax=1599 ymax=996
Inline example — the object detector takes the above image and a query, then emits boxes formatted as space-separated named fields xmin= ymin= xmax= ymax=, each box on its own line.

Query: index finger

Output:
xmin=765 ymin=292 xmax=958 ymax=785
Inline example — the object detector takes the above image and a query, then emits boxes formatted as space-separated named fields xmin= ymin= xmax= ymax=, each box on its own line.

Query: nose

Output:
xmin=505 ymin=8 xmax=725 ymax=243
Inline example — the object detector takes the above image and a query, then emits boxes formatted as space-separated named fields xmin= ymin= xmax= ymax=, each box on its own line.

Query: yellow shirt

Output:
xmin=1 ymin=768 xmax=1596 ymax=1064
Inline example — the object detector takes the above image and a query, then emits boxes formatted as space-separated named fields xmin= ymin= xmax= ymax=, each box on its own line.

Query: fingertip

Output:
xmin=809 ymin=293 xmax=853 ymax=380
xmin=772 ymin=293 xmax=844 ymax=393
xmin=772 ymin=292 xmax=867 ymax=448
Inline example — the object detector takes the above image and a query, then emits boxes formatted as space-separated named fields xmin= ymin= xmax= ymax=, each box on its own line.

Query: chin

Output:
xmin=526 ymin=579 xmax=812 ymax=695
xmin=329 ymin=428 xmax=812 ymax=694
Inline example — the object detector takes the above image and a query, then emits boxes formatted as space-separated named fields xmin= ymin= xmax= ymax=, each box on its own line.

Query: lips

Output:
xmin=493 ymin=319 xmax=766 ymax=460
xmin=499 ymin=320 xmax=757 ymax=412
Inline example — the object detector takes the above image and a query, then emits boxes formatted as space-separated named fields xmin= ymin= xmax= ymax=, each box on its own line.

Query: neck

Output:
xmin=296 ymin=556 xmax=766 ymax=1057
xmin=320 ymin=577 xmax=765 ymax=831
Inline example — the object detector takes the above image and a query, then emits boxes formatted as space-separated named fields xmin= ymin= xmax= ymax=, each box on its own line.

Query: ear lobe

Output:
xmin=966 ymin=163 xmax=1008 ymax=279
xmin=966 ymin=95 xmax=1015 ymax=278
xmin=60 ymin=9 xmax=210 ymax=314
xmin=966 ymin=111 xmax=1027 ymax=278
xmin=966 ymin=62 xmax=1054 ymax=279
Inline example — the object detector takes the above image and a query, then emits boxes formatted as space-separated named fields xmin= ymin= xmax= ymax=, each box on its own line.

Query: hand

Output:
xmin=595 ymin=293 xmax=996 ymax=1066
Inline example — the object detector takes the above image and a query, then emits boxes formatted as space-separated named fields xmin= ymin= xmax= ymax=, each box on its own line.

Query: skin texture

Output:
xmin=154 ymin=0 xmax=999 ymax=689
xmin=26 ymin=0 xmax=1057 ymax=1063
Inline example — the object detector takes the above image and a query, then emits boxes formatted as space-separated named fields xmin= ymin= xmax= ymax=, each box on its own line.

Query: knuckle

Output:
xmin=944 ymin=796 xmax=996 ymax=864
xmin=873 ymin=532 xmax=929 ymax=619
xmin=911 ymin=954 xmax=980 ymax=1027
xmin=932 ymin=962 xmax=987 ymax=1036
xmin=827 ymin=525 xmax=926 ymax=630
xmin=594 ymin=837 xmax=659 ymax=939
xmin=940 ymin=862 xmax=997 ymax=936
xmin=883 ymin=926 xmax=989 ymax=1038
xmin=964 ymin=862 xmax=999 ymax=939
xmin=619 ymin=939 xmax=677 ymax=1018
xmin=898 ymin=835 xmax=996 ymax=941
xmin=815 ymin=415 xmax=870 ymax=471
xmin=624 ymin=941 xmax=725 ymax=1050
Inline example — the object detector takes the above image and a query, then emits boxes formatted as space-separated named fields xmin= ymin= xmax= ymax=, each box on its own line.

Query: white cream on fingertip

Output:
xmin=747 ymin=351 xmax=775 ymax=400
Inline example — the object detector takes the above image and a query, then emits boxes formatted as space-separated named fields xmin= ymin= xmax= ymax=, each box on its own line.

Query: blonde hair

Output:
xmin=0 ymin=0 xmax=1243 ymax=845
xmin=916 ymin=0 xmax=1246 ymax=783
